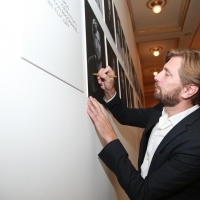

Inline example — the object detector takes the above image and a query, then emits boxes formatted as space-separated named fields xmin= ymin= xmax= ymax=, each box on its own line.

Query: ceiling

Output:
xmin=127 ymin=0 xmax=200 ymax=107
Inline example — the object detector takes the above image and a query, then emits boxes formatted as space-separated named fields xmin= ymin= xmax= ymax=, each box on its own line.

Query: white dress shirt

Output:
xmin=141 ymin=104 xmax=199 ymax=178
xmin=103 ymin=92 xmax=117 ymax=103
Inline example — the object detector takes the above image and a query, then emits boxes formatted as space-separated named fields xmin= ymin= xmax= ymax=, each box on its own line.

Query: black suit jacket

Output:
xmin=99 ymin=94 xmax=200 ymax=200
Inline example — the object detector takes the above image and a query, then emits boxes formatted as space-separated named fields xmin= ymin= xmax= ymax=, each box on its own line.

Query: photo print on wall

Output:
xmin=114 ymin=5 xmax=126 ymax=61
xmin=121 ymin=30 xmax=126 ymax=62
xmin=124 ymin=42 xmax=130 ymax=73
xmin=106 ymin=39 xmax=119 ymax=94
xmin=114 ymin=6 xmax=122 ymax=55
xmin=118 ymin=61 xmax=127 ymax=105
xmin=104 ymin=0 xmax=115 ymax=42
xmin=85 ymin=0 xmax=106 ymax=104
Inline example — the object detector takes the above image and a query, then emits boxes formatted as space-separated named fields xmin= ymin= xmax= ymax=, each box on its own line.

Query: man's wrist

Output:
xmin=105 ymin=135 xmax=118 ymax=145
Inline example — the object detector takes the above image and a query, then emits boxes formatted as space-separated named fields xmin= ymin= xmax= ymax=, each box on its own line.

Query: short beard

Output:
xmin=154 ymin=86 xmax=182 ymax=107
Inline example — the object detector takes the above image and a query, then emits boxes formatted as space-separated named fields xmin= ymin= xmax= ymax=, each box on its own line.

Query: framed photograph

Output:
xmin=106 ymin=39 xmax=119 ymax=94
xmin=114 ymin=6 xmax=122 ymax=52
xmin=85 ymin=0 xmax=106 ymax=103
xmin=118 ymin=61 xmax=127 ymax=105
xmin=104 ymin=0 xmax=115 ymax=41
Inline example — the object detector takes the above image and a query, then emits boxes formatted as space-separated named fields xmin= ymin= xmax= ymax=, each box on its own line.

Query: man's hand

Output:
xmin=87 ymin=96 xmax=117 ymax=145
xmin=97 ymin=66 xmax=116 ymax=100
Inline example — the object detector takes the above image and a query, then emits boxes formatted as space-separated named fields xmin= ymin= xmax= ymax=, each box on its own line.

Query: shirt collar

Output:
xmin=164 ymin=104 xmax=200 ymax=127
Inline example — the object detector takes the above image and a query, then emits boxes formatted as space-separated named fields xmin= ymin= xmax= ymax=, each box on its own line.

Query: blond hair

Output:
xmin=165 ymin=49 xmax=200 ymax=105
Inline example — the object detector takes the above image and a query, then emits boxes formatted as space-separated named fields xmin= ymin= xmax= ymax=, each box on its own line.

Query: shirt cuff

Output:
xmin=103 ymin=92 xmax=117 ymax=103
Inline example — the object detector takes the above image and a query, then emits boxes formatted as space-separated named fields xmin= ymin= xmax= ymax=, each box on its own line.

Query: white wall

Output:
xmin=0 ymin=0 xmax=143 ymax=199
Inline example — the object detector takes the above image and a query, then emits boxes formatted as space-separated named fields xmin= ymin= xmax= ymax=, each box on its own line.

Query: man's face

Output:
xmin=92 ymin=19 xmax=98 ymax=34
xmin=92 ymin=19 xmax=101 ymax=61
xmin=154 ymin=56 xmax=184 ymax=107
xmin=93 ymin=36 xmax=101 ymax=61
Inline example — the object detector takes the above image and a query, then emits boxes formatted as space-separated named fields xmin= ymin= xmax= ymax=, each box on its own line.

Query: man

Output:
xmin=87 ymin=18 xmax=104 ymax=104
xmin=87 ymin=49 xmax=200 ymax=199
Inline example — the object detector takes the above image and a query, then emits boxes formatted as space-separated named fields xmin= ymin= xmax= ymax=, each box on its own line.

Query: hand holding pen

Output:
xmin=94 ymin=66 xmax=116 ymax=100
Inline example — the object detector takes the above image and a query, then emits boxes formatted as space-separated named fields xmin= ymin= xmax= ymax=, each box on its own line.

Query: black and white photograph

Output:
xmin=124 ymin=42 xmax=130 ymax=73
xmin=104 ymin=0 xmax=115 ymax=42
xmin=106 ymin=39 xmax=119 ymax=94
xmin=85 ymin=0 xmax=105 ymax=104
xmin=118 ymin=61 xmax=127 ymax=105
xmin=114 ymin=6 xmax=122 ymax=53
xmin=121 ymin=29 xmax=126 ymax=61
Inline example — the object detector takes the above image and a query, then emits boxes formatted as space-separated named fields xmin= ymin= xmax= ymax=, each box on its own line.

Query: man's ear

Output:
xmin=182 ymin=84 xmax=199 ymax=99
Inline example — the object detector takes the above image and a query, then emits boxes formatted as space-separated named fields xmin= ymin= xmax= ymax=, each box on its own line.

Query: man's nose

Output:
xmin=154 ymin=71 xmax=161 ymax=82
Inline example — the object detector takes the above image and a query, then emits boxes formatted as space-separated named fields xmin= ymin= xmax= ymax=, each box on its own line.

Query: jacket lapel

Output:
xmin=148 ymin=107 xmax=200 ymax=173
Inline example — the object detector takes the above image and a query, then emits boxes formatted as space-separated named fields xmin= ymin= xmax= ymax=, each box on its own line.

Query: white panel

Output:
xmin=0 ymin=1 xmax=142 ymax=200
xmin=0 ymin=58 xmax=118 ymax=200
xmin=22 ymin=0 xmax=83 ymax=91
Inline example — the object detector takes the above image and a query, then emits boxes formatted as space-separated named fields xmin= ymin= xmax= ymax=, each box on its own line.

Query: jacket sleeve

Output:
xmin=99 ymin=139 xmax=200 ymax=200
xmin=104 ymin=94 xmax=160 ymax=128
